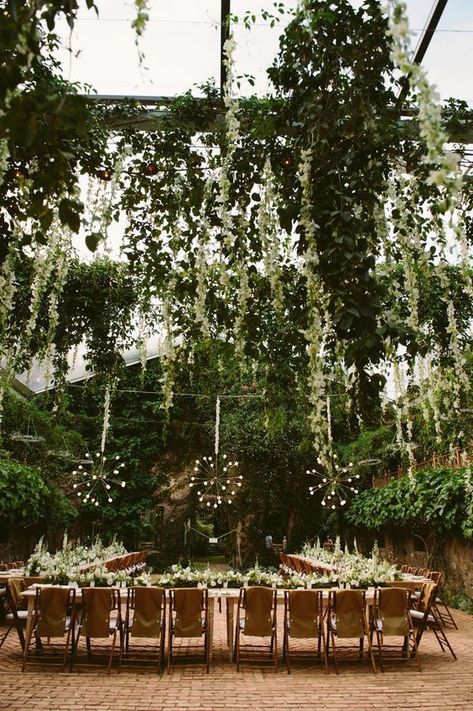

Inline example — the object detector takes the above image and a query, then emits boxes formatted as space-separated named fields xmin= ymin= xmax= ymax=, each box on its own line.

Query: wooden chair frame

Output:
xmin=283 ymin=590 xmax=328 ymax=674
xmin=411 ymin=584 xmax=457 ymax=661
xmin=370 ymin=588 xmax=421 ymax=672
xmin=234 ymin=587 xmax=278 ymax=673
xmin=327 ymin=590 xmax=376 ymax=675
xmin=22 ymin=587 xmax=77 ymax=672
xmin=167 ymin=588 xmax=209 ymax=674
xmin=73 ymin=588 xmax=122 ymax=674
xmin=119 ymin=587 xmax=166 ymax=672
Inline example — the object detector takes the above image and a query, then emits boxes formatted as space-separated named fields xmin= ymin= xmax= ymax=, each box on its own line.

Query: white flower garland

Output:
xmin=216 ymin=35 xmax=241 ymax=252
xmin=159 ymin=290 xmax=176 ymax=416
xmin=100 ymin=379 xmax=115 ymax=454
xmin=194 ymin=176 xmax=213 ymax=337
xmin=258 ymin=156 xmax=284 ymax=313
xmin=299 ymin=146 xmax=332 ymax=466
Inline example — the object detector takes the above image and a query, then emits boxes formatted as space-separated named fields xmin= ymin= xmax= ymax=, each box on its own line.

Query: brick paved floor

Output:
xmin=0 ymin=603 xmax=472 ymax=711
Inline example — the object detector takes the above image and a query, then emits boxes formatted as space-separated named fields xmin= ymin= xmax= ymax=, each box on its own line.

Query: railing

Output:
xmin=372 ymin=446 xmax=472 ymax=489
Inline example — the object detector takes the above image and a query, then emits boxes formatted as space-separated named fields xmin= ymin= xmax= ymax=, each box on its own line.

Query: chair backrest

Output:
xmin=375 ymin=587 xmax=410 ymax=636
xmin=172 ymin=588 xmax=207 ymax=638
xmin=36 ymin=587 xmax=75 ymax=637
xmin=428 ymin=571 xmax=442 ymax=584
xmin=128 ymin=587 xmax=165 ymax=638
xmin=331 ymin=590 xmax=366 ymax=638
xmin=241 ymin=586 xmax=275 ymax=637
xmin=400 ymin=564 xmax=408 ymax=573
xmin=7 ymin=577 xmax=26 ymax=609
xmin=81 ymin=588 xmax=118 ymax=638
xmin=417 ymin=582 xmax=437 ymax=613
xmin=286 ymin=589 xmax=322 ymax=639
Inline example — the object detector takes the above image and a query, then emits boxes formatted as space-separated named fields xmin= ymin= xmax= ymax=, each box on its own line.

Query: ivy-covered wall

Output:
xmin=346 ymin=465 xmax=473 ymax=595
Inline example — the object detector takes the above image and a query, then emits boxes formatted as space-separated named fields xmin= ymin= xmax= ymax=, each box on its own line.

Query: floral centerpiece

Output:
xmin=25 ymin=534 xmax=131 ymax=586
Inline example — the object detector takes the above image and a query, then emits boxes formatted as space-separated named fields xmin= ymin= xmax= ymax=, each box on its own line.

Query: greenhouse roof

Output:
xmin=53 ymin=1 xmax=473 ymax=104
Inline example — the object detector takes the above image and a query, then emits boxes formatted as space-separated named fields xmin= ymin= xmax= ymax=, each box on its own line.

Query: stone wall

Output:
xmin=381 ymin=530 xmax=473 ymax=596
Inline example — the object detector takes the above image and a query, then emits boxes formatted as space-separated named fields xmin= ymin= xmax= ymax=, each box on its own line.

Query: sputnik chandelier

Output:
xmin=307 ymin=395 xmax=360 ymax=508
xmin=72 ymin=452 xmax=126 ymax=506
xmin=189 ymin=397 xmax=243 ymax=507
xmin=307 ymin=455 xmax=360 ymax=508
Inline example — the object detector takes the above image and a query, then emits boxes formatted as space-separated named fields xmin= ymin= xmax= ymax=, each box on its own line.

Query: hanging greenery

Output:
xmin=0 ymin=0 xmax=472 ymax=474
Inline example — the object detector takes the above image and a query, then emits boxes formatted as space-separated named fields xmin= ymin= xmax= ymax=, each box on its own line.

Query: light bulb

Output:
xmin=121 ymin=482 xmax=126 ymax=487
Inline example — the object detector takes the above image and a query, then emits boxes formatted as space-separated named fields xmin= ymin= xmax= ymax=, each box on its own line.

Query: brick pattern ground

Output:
xmin=0 ymin=601 xmax=472 ymax=710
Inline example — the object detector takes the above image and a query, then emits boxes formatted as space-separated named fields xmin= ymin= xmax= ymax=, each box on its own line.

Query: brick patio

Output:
xmin=0 ymin=603 xmax=472 ymax=710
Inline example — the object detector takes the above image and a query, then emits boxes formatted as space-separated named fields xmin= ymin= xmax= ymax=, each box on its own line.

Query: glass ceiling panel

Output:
xmin=54 ymin=0 xmax=221 ymax=96
xmin=52 ymin=1 xmax=470 ymax=104
xmin=416 ymin=0 xmax=473 ymax=102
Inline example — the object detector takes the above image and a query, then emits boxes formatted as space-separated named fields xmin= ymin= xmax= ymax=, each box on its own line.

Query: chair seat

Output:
xmin=6 ymin=610 xmax=28 ymax=621
xmin=410 ymin=609 xmax=436 ymax=625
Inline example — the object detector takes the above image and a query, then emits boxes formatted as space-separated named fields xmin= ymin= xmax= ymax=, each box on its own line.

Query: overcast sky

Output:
xmin=54 ymin=0 xmax=473 ymax=103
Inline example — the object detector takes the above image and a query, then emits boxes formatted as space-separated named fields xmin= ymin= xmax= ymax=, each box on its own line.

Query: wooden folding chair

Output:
xmin=0 ymin=577 xmax=45 ymax=651
xmin=119 ymin=587 xmax=166 ymax=672
xmin=235 ymin=586 xmax=278 ymax=672
xmin=167 ymin=588 xmax=209 ymax=674
xmin=370 ymin=587 xmax=421 ymax=672
xmin=428 ymin=572 xmax=458 ymax=629
xmin=22 ymin=587 xmax=77 ymax=671
xmin=73 ymin=588 xmax=122 ymax=673
xmin=327 ymin=590 xmax=376 ymax=674
xmin=283 ymin=589 xmax=327 ymax=674
xmin=410 ymin=582 xmax=457 ymax=660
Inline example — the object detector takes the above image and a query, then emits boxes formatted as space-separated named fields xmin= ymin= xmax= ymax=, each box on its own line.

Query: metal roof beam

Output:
xmin=398 ymin=0 xmax=450 ymax=106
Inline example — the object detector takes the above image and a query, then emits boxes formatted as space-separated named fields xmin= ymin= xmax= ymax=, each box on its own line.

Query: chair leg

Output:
xmin=117 ymin=627 xmax=124 ymax=673
xmin=167 ymin=626 xmax=172 ymax=675
xmin=0 ymin=625 xmax=11 ymax=649
xmin=433 ymin=625 xmax=457 ymax=660
xmin=320 ymin=625 xmax=329 ymax=675
xmin=108 ymin=630 xmax=117 ymax=675
xmin=330 ymin=630 xmax=338 ymax=675
xmin=236 ymin=623 xmax=241 ymax=672
xmin=435 ymin=600 xmax=458 ymax=630
xmin=285 ymin=629 xmax=291 ymax=674
xmin=62 ymin=625 xmax=72 ymax=672
xmin=375 ymin=629 xmax=383 ymax=672
xmin=365 ymin=626 xmax=377 ymax=675
xmin=410 ymin=628 xmax=422 ymax=672
xmin=86 ymin=636 xmax=92 ymax=661
xmin=273 ymin=627 xmax=278 ymax=673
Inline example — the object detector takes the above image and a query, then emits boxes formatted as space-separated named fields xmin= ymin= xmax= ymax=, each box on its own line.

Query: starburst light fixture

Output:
xmin=189 ymin=454 xmax=243 ymax=507
xmin=307 ymin=455 xmax=360 ymax=509
xmin=71 ymin=452 xmax=126 ymax=506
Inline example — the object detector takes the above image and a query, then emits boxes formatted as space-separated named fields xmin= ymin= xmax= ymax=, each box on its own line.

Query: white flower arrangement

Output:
xmin=25 ymin=535 xmax=129 ymax=585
